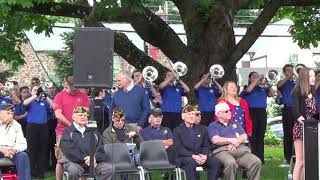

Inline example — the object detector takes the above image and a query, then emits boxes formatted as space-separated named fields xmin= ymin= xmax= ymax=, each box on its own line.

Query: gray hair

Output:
xmin=116 ymin=70 xmax=133 ymax=81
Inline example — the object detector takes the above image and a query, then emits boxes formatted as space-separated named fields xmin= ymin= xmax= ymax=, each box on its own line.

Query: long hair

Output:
xmin=294 ymin=67 xmax=314 ymax=97
xmin=220 ymin=81 xmax=241 ymax=101
xmin=248 ymin=71 xmax=257 ymax=85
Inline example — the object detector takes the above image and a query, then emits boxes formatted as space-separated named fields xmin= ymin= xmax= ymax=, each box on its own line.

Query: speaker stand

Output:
xmin=87 ymin=88 xmax=97 ymax=178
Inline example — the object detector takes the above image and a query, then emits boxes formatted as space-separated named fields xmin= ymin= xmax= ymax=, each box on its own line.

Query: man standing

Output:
xmin=110 ymin=70 xmax=150 ymax=132
xmin=0 ymin=103 xmax=31 ymax=180
xmin=208 ymin=102 xmax=261 ymax=180
xmin=173 ymin=105 xmax=221 ymax=180
xmin=276 ymin=64 xmax=295 ymax=164
xmin=54 ymin=74 xmax=90 ymax=180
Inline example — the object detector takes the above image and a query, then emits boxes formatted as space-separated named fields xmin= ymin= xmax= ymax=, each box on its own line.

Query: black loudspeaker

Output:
xmin=73 ymin=27 xmax=114 ymax=88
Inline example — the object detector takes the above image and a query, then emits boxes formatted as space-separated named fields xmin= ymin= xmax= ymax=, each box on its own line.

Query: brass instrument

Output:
xmin=209 ymin=64 xmax=224 ymax=87
xmin=172 ymin=61 xmax=187 ymax=86
xmin=258 ymin=69 xmax=279 ymax=88
xmin=142 ymin=66 xmax=158 ymax=87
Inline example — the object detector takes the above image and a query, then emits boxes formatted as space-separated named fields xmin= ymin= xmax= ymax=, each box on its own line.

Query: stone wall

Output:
xmin=0 ymin=42 xmax=56 ymax=87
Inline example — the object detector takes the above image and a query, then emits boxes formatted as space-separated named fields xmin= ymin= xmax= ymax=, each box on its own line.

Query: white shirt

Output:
xmin=73 ymin=122 xmax=86 ymax=137
xmin=0 ymin=120 xmax=27 ymax=152
xmin=126 ymin=83 xmax=134 ymax=92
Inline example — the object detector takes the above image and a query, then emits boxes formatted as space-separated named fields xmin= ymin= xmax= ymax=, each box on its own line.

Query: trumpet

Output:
xmin=142 ymin=66 xmax=158 ymax=87
xmin=258 ymin=70 xmax=279 ymax=88
xmin=111 ymin=86 xmax=118 ymax=93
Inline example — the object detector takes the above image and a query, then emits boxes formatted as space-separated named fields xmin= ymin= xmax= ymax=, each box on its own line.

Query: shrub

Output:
xmin=264 ymin=126 xmax=282 ymax=146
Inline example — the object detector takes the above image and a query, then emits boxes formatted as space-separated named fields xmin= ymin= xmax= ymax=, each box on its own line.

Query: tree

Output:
xmin=0 ymin=0 xmax=319 ymax=101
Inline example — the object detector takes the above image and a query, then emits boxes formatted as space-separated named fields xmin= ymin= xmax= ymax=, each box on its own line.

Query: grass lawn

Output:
xmin=44 ymin=146 xmax=289 ymax=180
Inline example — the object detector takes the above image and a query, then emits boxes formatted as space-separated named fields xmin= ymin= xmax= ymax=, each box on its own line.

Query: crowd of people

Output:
xmin=0 ymin=64 xmax=318 ymax=180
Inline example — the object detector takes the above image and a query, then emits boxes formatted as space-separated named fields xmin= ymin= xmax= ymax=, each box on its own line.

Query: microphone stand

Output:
xmin=87 ymin=88 xmax=97 ymax=179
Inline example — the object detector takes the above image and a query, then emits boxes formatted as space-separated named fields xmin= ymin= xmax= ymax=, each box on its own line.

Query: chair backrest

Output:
xmin=139 ymin=140 xmax=171 ymax=167
xmin=104 ymin=143 xmax=135 ymax=170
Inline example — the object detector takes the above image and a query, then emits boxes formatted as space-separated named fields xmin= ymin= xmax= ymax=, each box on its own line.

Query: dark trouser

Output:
xmin=18 ymin=120 xmax=27 ymax=138
xmin=180 ymin=156 xmax=221 ymax=180
xmin=282 ymin=106 xmax=295 ymax=163
xmin=26 ymin=123 xmax=48 ymax=177
xmin=47 ymin=118 xmax=57 ymax=170
xmin=200 ymin=111 xmax=214 ymax=126
xmin=12 ymin=152 xmax=32 ymax=180
xmin=249 ymin=108 xmax=267 ymax=164
xmin=162 ymin=112 xmax=182 ymax=131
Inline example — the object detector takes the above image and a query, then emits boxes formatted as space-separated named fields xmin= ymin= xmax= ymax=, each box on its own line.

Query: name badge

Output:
xmin=40 ymin=102 xmax=45 ymax=106
xmin=235 ymin=133 xmax=239 ymax=137
xmin=209 ymin=89 xmax=214 ymax=93
xmin=197 ymin=134 xmax=201 ymax=138
xmin=176 ymin=88 xmax=180 ymax=92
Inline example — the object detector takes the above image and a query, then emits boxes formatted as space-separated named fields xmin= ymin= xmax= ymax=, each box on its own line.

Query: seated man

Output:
xmin=60 ymin=106 xmax=112 ymax=180
xmin=173 ymin=105 xmax=221 ymax=180
xmin=102 ymin=107 xmax=143 ymax=148
xmin=0 ymin=103 xmax=31 ymax=180
xmin=208 ymin=102 xmax=261 ymax=180
xmin=142 ymin=108 xmax=173 ymax=149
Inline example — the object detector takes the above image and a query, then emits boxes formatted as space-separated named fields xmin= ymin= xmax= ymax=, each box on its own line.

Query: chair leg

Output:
xmin=63 ymin=171 xmax=69 ymax=180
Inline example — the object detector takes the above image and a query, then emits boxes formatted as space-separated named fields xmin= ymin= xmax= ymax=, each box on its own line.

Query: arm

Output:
xmin=13 ymin=125 xmax=27 ymax=152
xmin=212 ymin=79 xmax=223 ymax=93
xmin=194 ymin=73 xmax=209 ymax=90
xmin=276 ymin=76 xmax=291 ymax=89
xmin=14 ymin=113 xmax=27 ymax=121
xmin=200 ymin=129 xmax=210 ymax=156
xmin=8 ymin=90 xmax=21 ymax=105
xmin=138 ymin=90 xmax=150 ymax=127
xmin=55 ymin=109 xmax=72 ymax=127
xmin=159 ymin=73 xmax=174 ymax=90
xmin=241 ymin=99 xmax=252 ymax=136
xmin=179 ymin=80 xmax=190 ymax=93
xmin=245 ymin=75 xmax=262 ymax=93
xmin=292 ymin=89 xmax=305 ymax=123
xmin=23 ymin=95 xmax=37 ymax=106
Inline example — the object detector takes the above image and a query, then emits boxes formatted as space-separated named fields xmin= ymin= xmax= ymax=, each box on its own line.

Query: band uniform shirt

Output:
xmin=279 ymin=80 xmax=295 ymax=107
xmin=195 ymin=86 xmax=220 ymax=112
xmin=26 ymin=99 xmax=50 ymax=124
xmin=240 ymin=86 xmax=269 ymax=108
xmin=160 ymin=85 xmax=186 ymax=113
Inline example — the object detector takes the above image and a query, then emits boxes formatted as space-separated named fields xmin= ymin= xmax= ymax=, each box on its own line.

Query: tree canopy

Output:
xmin=0 ymin=0 xmax=319 ymax=88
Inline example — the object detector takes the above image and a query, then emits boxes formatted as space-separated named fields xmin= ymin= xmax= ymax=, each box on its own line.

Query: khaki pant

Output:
xmin=54 ymin=135 xmax=65 ymax=163
xmin=214 ymin=145 xmax=261 ymax=180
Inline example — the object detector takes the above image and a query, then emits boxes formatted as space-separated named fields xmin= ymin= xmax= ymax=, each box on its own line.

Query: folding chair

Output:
xmin=0 ymin=158 xmax=16 ymax=180
xmin=139 ymin=140 xmax=181 ymax=180
xmin=104 ymin=143 xmax=144 ymax=180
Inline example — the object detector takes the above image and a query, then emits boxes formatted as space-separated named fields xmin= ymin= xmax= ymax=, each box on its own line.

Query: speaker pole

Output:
xmin=88 ymin=88 xmax=97 ymax=179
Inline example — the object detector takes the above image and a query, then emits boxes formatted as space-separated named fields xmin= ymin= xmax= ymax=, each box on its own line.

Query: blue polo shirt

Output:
xmin=142 ymin=125 xmax=173 ymax=141
xmin=0 ymin=97 xmax=13 ymax=105
xmin=26 ymin=99 xmax=50 ymax=124
xmin=279 ymin=80 xmax=295 ymax=107
xmin=195 ymin=86 xmax=220 ymax=112
xmin=14 ymin=99 xmax=26 ymax=123
xmin=208 ymin=121 xmax=245 ymax=140
xmin=240 ymin=86 xmax=269 ymax=108
xmin=160 ymin=85 xmax=185 ymax=112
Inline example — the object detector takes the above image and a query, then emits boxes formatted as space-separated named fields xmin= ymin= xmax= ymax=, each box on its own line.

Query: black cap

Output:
xmin=151 ymin=108 xmax=162 ymax=116
xmin=0 ymin=103 xmax=14 ymax=111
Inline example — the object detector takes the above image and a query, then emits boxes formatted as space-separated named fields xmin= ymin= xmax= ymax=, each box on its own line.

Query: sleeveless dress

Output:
xmin=293 ymin=96 xmax=317 ymax=140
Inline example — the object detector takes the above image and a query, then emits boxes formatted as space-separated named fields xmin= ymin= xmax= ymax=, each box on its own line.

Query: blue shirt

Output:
xmin=195 ymin=86 xmax=220 ymax=112
xmin=233 ymin=105 xmax=245 ymax=130
xmin=142 ymin=125 xmax=173 ymax=141
xmin=110 ymin=85 xmax=150 ymax=127
xmin=0 ymin=97 xmax=13 ymax=105
xmin=208 ymin=121 xmax=245 ymax=140
xmin=14 ymin=100 xmax=26 ymax=123
xmin=240 ymin=86 xmax=269 ymax=108
xmin=160 ymin=85 xmax=185 ymax=112
xmin=144 ymin=87 xmax=153 ymax=100
xmin=279 ymin=80 xmax=295 ymax=107
xmin=26 ymin=100 xmax=50 ymax=124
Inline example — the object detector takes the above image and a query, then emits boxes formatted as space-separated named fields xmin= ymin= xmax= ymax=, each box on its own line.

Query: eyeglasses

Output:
xmin=221 ymin=110 xmax=231 ymax=113
xmin=195 ymin=113 xmax=201 ymax=116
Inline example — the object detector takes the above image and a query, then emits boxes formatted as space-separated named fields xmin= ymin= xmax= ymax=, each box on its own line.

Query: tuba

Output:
xmin=142 ymin=66 xmax=158 ymax=87
xmin=172 ymin=61 xmax=188 ymax=85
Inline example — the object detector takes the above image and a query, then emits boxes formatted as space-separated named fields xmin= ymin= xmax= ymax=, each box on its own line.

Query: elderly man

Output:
xmin=61 ymin=106 xmax=112 ymax=180
xmin=173 ymin=105 xmax=221 ymax=180
xmin=102 ymin=107 xmax=143 ymax=147
xmin=110 ymin=70 xmax=150 ymax=132
xmin=208 ymin=102 xmax=261 ymax=180
xmin=142 ymin=108 xmax=173 ymax=149
xmin=0 ymin=103 xmax=31 ymax=180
